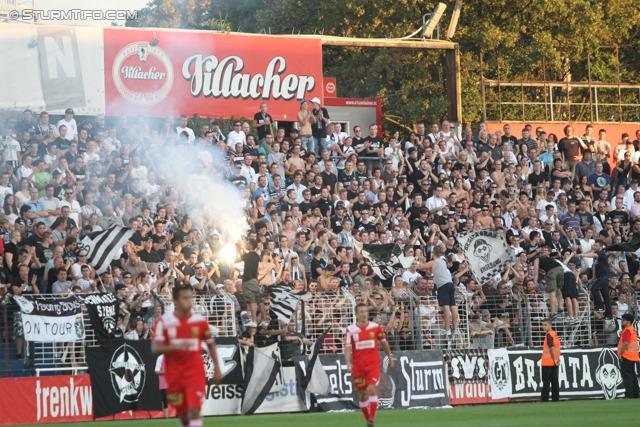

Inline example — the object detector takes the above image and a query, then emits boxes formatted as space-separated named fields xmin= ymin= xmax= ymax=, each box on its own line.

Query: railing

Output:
xmin=413 ymin=291 xmax=469 ymax=350
xmin=298 ymin=290 xmax=356 ymax=355
xmin=1 ymin=290 xmax=237 ymax=377
xmin=524 ymin=285 xmax=592 ymax=348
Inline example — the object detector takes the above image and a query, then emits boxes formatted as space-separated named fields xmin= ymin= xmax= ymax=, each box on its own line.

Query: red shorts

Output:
xmin=166 ymin=375 xmax=206 ymax=415
xmin=351 ymin=364 xmax=380 ymax=390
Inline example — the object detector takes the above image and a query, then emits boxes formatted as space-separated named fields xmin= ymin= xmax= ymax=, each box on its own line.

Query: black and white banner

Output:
xmin=508 ymin=347 xmax=626 ymax=400
xmin=268 ymin=286 xmax=312 ymax=326
xmin=457 ymin=230 xmax=516 ymax=285
xmin=86 ymin=340 xmax=162 ymax=418
xmin=77 ymin=293 xmax=121 ymax=345
xmin=241 ymin=343 xmax=282 ymax=415
xmin=293 ymin=350 xmax=448 ymax=412
xmin=13 ymin=295 xmax=85 ymax=342
xmin=360 ymin=244 xmax=414 ymax=287
xmin=202 ymin=337 xmax=243 ymax=386
xmin=78 ymin=226 xmax=134 ymax=274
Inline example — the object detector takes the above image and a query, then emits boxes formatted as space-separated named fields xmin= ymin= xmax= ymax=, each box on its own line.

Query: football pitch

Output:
xmin=24 ymin=400 xmax=639 ymax=427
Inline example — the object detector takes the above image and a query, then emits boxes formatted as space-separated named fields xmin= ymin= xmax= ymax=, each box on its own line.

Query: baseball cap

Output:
xmin=310 ymin=97 xmax=321 ymax=104
xmin=290 ymin=128 xmax=299 ymax=133
xmin=210 ymin=120 xmax=220 ymax=126
xmin=565 ymin=226 xmax=573 ymax=231
xmin=65 ymin=108 xmax=75 ymax=115
xmin=215 ymin=283 xmax=224 ymax=289
xmin=480 ymin=309 xmax=491 ymax=316
xmin=300 ymin=99 xmax=308 ymax=105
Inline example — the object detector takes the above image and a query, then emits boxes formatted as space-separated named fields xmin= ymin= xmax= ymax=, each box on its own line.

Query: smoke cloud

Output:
xmin=149 ymin=139 xmax=248 ymax=242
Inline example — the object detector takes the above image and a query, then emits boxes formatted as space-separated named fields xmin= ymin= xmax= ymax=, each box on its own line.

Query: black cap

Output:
xmin=210 ymin=120 xmax=219 ymax=126
xmin=65 ymin=108 xmax=75 ymax=115
xmin=290 ymin=128 xmax=299 ymax=134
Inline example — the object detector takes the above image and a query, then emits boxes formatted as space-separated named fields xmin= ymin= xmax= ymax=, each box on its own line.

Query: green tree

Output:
xmin=130 ymin=0 xmax=640 ymax=126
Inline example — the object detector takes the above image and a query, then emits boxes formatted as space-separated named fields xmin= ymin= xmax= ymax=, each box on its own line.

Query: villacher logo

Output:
xmin=112 ymin=42 xmax=174 ymax=106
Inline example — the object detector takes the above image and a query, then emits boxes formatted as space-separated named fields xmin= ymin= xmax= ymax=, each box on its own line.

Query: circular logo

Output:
xmin=112 ymin=42 xmax=174 ymax=106
xmin=103 ymin=316 xmax=116 ymax=335
xmin=109 ymin=344 xmax=146 ymax=403
xmin=74 ymin=314 xmax=85 ymax=338
xmin=325 ymin=82 xmax=335 ymax=94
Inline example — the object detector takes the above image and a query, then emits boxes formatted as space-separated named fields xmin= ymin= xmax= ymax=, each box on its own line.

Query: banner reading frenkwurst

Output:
xmin=457 ymin=230 xmax=516 ymax=285
xmin=13 ymin=295 xmax=85 ymax=342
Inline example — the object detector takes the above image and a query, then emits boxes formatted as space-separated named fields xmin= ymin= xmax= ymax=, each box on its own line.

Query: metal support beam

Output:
xmin=445 ymin=46 xmax=462 ymax=125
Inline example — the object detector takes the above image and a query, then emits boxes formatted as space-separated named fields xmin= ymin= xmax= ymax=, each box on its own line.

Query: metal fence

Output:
xmin=412 ymin=291 xmax=470 ymax=350
xmin=525 ymin=286 xmax=592 ymax=348
xmin=0 ymin=291 xmax=237 ymax=377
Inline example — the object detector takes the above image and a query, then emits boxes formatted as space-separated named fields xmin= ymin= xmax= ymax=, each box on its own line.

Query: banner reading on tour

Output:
xmin=13 ymin=295 xmax=85 ymax=342
xmin=103 ymin=28 xmax=323 ymax=119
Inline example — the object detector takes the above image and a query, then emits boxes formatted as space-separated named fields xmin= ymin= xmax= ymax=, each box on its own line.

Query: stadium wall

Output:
xmin=2 ymin=347 xmax=638 ymax=424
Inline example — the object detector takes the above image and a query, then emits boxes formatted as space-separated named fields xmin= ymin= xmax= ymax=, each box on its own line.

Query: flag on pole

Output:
xmin=241 ymin=344 xmax=281 ymax=415
xmin=268 ymin=285 xmax=312 ymax=325
xmin=77 ymin=226 xmax=134 ymax=274
xmin=301 ymin=326 xmax=332 ymax=395
xmin=360 ymin=244 xmax=414 ymax=288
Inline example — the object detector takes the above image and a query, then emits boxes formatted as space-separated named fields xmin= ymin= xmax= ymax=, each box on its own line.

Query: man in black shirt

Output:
xmin=253 ymin=102 xmax=274 ymax=144
xmin=238 ymin=239 xmax=266 ymax=327
xmin=15 ymin=109 xmax=37 ymax=137
xmin=311 ymin=97 xmax=329 ymax=156
xmin=137 ymin=237 xmax=161 ymax=263
xmin=363 ymin=124 xmax=384 ymax=158
xmin=558 ymin=125 xmax=582 ymax=178
xmin=579 ymin=240 xmax=612 ymax=319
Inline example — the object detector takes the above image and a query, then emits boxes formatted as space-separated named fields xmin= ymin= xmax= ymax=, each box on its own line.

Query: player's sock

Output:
xmin=188 ymin=419 xmax=203 ymax=427
xmin=359 ymin=399 xmax=370 ymax=420
xmin=368 ymin=395 xmax=378 ymax=421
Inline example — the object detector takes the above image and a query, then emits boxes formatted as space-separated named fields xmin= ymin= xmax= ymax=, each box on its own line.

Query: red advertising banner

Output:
xmin=0 ymin=374 xmax=167 ymax=425
xmin=323 ymin=77 xmax=336 ymax=98
xmin=103 ymin=28 xmax=323 ymax=120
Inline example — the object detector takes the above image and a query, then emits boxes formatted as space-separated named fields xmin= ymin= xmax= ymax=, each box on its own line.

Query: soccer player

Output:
xmin=345 ymin=303 xmax=394 ymax=427
xmin=152 ymin=285 xmax=222 ymax=427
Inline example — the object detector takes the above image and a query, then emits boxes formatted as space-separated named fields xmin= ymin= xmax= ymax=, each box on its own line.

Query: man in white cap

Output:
xmin=57 ymin=108 xmax=78 ymax=141
xmin=311 ymin=97 xmax=329 ymax=156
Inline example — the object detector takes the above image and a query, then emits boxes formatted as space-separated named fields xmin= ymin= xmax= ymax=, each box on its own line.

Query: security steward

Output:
xmin=618 ymin=313 xmax=639 ymax=399
xmin=540 ymin=318 xmax=561 ymax=402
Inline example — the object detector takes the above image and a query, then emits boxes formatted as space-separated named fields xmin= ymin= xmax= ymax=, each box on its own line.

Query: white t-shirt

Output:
xmin=2 ymin=138 xmax=20 ymax=162
xmin=401 ymin=270 xmax=421 ymax=285
xmin=17 ymin=165 xmax=33 ymax=180
xmin=130 ymin=165 xmax=148 ymax=186
xmin=57 ymin=118 xmax=78 ymax=141
xmin=227 ymin=131 xmax=246 ymax=147
xmin=176 ymin=126 xmax=195 ymax=143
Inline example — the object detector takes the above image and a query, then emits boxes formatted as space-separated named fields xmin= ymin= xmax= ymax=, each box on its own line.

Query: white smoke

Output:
xmin=150 ymin=139 xmax=249 ymax=242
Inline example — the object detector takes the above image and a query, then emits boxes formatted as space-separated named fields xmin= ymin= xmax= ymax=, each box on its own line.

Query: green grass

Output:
xmin=24 ymin=400 xmax=640 ymax=427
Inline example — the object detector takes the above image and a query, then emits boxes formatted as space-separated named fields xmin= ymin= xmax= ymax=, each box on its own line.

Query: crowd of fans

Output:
xmin=0 ymin=101 xmax=639 ymax=362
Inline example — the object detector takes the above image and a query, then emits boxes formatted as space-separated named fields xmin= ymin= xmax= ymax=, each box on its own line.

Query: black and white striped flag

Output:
xmin=78 ymin=226 xmax=134 ymax=274
xmin=267 ymin=285 xmax=312 ymax=325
